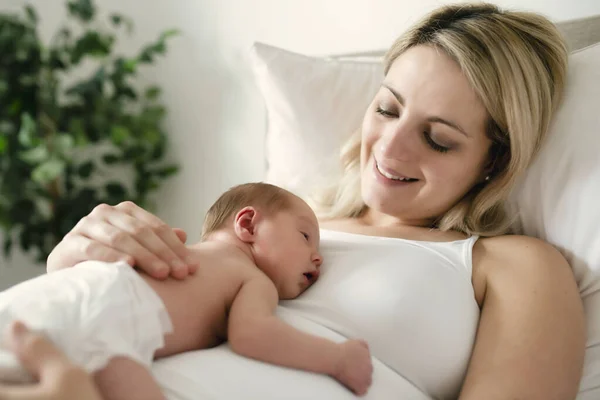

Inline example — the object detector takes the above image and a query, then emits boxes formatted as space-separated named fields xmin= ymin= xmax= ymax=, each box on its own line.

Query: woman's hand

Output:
xmin=0 ymin=321 xmax=103 ymax=400
xmin=47 ymin=201 xmax=197 ymax=280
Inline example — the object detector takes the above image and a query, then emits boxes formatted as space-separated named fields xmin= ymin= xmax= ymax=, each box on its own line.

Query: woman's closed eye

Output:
xmin=376 ymin=106 xmax=397 ymax=118
xmin=423 ymin=131 xmax=450 ymax=153
xmin=376 ymin=106 xmax=451 ymax=153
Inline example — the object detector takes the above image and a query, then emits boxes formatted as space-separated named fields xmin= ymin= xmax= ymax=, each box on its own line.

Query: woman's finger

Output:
xmin=103 ymin=211 xmax=190 ymax=279
xmin=0 ymin=384 xmax=42 ymax=400
xmin=5 ymin=322 xmax=68 ymax=380
xmin=70 ymin=219 xmax=169 ymax=279
xmin=0 ymin=322 xmax=103 ymax=400
xmin=114 ymin=202 xmax=194 ymax=274
xmin=172 ymin=228 xmax=187 ymax=244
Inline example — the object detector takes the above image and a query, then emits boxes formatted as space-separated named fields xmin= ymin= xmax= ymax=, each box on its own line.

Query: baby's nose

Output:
xmin=313 ymin=253 xmax=323 ymax=267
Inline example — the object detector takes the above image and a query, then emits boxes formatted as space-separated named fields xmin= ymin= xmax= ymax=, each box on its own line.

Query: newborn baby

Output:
xmin=0 ymin=183 xmax=373 ymax=400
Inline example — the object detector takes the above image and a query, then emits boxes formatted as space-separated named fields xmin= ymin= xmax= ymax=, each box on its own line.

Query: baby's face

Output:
xmin=254 ymin=197 xmax=323 ymax=299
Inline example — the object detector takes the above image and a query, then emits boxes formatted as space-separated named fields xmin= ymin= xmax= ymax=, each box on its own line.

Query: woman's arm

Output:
xmin=47 ymin=201 xmax=196 ymax=280
xmin=459 ymin=235 xmax=586 ymax=400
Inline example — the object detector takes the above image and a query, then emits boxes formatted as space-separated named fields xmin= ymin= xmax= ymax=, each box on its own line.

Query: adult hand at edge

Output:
xmin=47 ymin=201 xmax=196 ymax=280
xmin=0 ymin=321 xmax=103 ymax=400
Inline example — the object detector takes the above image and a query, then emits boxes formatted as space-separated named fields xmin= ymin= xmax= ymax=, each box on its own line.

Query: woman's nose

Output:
xmin=379 ymin=118 xmax=420 ymax=161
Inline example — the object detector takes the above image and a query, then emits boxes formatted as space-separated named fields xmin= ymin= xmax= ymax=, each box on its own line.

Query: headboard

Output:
xmin=333 ymin=14 xmax=600 ymax=59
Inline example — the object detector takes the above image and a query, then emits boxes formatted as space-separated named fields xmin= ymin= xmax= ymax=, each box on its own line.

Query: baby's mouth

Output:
xmin=303 ymin=271 xmax=319 ymax=283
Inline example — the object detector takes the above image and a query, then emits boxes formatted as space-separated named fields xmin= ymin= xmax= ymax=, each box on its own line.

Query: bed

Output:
xmin=152 ymin=14 xmax=600 ymax=400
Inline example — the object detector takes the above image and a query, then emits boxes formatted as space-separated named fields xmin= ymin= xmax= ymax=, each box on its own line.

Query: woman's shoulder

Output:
xmin=472 ymin=234 xmax=571 ymax=304
xmin=477 ymin=234 xmax=561 ymax=259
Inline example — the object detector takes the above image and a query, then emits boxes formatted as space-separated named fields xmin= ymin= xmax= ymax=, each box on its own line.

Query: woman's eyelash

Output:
xmin=375 ymin=107 xmax=396 ymax=117
xmin=423 ymin=132 xmax=450 ymax=153
xmin=376 ymin=107 xmax=450 ymax=153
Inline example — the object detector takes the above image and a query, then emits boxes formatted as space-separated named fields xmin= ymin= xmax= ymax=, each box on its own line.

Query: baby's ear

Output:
xmin=234 ymin=206 xmax=259 ymax=243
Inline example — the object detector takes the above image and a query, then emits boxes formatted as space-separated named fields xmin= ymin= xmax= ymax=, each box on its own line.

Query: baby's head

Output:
xmin=202 ymin=183 xmax=322 ymax=299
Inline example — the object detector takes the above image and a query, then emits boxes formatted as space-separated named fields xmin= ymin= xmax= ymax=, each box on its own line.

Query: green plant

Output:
xmin=0 ymin=0 xmax=179 ymax=262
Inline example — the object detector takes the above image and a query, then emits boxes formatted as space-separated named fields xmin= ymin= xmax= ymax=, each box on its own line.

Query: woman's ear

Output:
xmin=234 ymin=207 xmax=259 ymax=243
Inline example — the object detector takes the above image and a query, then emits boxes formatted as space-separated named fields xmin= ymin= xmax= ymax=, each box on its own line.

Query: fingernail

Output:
xmin=152 ymin=261 xmax=168 ymax=273
xmin=171 ymin=259 xmax=186 ymax=272
xmin=185 ymin=256 xmax=197 ymax=266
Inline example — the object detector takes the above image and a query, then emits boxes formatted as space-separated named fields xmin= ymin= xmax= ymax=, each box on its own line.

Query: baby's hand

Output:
xmin=332 ymin=339 xmax=373 ymax=396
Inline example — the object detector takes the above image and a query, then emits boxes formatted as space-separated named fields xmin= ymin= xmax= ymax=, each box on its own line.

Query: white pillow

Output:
xmin=250 ymin=42 xmax=383 ymax=196
xmin=508 ymin=43 xmax=600 ymax=398
xmin=250 ymin=41 xmax=600 ymax=397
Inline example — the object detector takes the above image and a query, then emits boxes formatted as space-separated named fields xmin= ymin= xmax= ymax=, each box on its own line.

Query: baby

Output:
xmin=0 ymin=183 xmax=373 ymax=399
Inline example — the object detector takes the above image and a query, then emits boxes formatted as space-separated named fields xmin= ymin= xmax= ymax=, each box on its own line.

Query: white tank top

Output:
xmin=279 ymin=229 xmax=481 ymax=399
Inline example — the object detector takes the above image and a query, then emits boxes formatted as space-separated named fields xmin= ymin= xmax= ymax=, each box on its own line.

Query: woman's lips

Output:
xmin=373 ymin=160 xmax=419 ymax=185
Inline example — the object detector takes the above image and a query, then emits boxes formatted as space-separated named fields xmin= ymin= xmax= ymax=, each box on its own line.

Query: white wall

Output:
xmin=2 ymin=0 xmax=600 ymax=289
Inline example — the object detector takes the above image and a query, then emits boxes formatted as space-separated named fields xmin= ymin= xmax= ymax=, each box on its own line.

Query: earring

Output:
xmin=485 ymin=175 xmax=491 ymax=181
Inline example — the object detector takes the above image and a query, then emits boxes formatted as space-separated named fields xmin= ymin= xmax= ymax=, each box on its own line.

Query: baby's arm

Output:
xmin=228 ymin=276 xmax=373 ymax=395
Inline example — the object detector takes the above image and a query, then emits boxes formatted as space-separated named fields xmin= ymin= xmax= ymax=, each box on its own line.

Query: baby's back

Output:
xmin=144 ymin=241 xmax=259 ymax=358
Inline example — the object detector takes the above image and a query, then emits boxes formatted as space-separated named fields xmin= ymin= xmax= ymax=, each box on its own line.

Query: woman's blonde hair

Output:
xmin=311 ymin=3 xmax=568 ymax=236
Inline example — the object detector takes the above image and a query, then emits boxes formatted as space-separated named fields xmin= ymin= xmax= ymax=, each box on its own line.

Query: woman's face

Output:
xmin=360 ymin=45 xmax=492 ymax=226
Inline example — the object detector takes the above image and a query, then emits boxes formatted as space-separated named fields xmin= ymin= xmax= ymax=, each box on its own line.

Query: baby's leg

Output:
xmin=94 ymin=356 xmax=164 ymax=400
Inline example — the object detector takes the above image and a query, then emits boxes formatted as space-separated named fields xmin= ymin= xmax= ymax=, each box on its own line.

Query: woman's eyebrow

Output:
xmin=381 ymin=83 xmax=470 ymax=137
xmin=382 ymin=83 xmax=405 ymax=105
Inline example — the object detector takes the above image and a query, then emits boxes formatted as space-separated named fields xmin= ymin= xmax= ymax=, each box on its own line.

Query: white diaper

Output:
xmin=0 ymin=261 xmax=173 ymax=382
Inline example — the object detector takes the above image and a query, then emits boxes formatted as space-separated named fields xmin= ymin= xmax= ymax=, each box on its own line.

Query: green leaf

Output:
xmin=9 ymin=100 xmax=22 ymax=116
xmin=109 ymin=13 xmax=133 ymax=33
xmin=18 ymin=75 xmax=37 ymax=86
xmin=77 ymin=161 xmax=94 ymax=178
xmin=0 ymin=81 xmax=8 ymax=95
xmin=53 ymin=134 xmax=75 ymax=156
xmin=110 ymin=125 xmax=130 ymax=145
xmin=110 ymin=14 xmax=122 ymax=26
xmin=102 ymin=154 xmax=120 ymax=164
xmin=155 ymin=165 xmax=178 ymax=178
xmin=18 ymin=113 xmax=37 ymax=147
xmin=19 ymin=146 xmax=49 ymax=164
xmin=68 ymin=119 xmax=87 ymax=146
xmin=105 ymin=182 xmax=126 ymax=201
xmin=145 ymin=86 xmax=161 ymax=100
xmin=25 ymin=5 xmax=38 ymax=23
xmin=19 ymin=229 xmax=31 ymax=251
xmin=138 ymin=48 xmax=154 ymax=63
xmin=34 ymin=197 xmax=52 ymax=219
xmin=67 ymin=0 xmax=95 ymax=22
xmin=161 ymin=29 xmax=180 ymax=40
xmin=123 ymin=59 xmax=137 ymax=73
xmin=3 ymin=237 xmax=12 ymax=258
xmin=71 ymin=31 xmax=114 ymax=64
xmin=142 ymin=129 xmax=160 ymax=146
xmin=31 ymin=158 xmax=66 ymax=184
xmin=0 ymin=136 xmax=7 ymax=154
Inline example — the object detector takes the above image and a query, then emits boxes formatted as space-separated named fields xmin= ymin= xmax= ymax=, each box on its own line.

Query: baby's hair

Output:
xmin=201 ymin=182 xmax=295 ymax=240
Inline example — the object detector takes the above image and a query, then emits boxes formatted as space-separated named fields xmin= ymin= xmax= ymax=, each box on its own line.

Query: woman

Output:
xmin=5 ymin=3 xmax=585 ymax=399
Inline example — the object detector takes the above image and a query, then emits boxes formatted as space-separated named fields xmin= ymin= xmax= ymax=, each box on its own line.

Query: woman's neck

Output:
xmin=359 ymin=207 xmax=435 ymax=229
